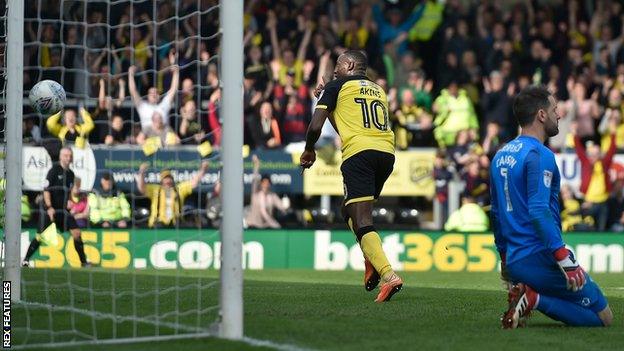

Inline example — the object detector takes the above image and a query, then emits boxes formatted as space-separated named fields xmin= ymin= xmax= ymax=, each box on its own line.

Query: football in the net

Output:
xmin=29 ymin=80 xmax=66 ymax=115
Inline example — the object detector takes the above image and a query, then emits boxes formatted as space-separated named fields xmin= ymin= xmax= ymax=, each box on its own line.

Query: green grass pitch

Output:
xmin=12 ymin=269 xmax=624 ymax=351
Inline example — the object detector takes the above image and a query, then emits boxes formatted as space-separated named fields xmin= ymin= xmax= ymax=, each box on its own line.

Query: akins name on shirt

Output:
xmin=359 ymin=87 xmax=381 ymax=98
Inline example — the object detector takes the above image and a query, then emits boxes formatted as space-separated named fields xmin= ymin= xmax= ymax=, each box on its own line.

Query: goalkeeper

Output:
xmin=490 ymin=86 xmax=613 ymax=328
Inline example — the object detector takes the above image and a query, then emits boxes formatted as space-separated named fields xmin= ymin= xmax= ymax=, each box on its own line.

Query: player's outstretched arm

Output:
xmin=300 ymin=108 xmax=330 ymax=169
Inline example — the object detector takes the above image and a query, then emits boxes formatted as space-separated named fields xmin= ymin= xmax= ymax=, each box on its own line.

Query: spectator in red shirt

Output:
xmin=273 ymin=70 xmax=310 ymax=144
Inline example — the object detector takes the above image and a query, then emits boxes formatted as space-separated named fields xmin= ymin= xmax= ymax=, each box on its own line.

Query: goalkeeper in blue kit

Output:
xmin=490 ymin=86 xmax=613 ymax=328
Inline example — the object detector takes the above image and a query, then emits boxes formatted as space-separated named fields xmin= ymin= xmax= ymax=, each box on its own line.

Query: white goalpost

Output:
xmin=1 ymin=0 xmax=243 ymax=348
xmin=3 ymin=0 xmax=24 ymax=303
xmin=218 ymin=0 xmax=244 ymax=340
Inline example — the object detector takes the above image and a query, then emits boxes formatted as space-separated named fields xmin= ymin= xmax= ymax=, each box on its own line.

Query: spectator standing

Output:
xmin=248 ymin=102 xmax=281 ymax=149
xmin=598 ymin=107 xmax=624 ymax=151
xmin=136 ymin=161 xmax=208 ymax=228
xmin=481 ymin=71 xmax=516 ymax=152
xmin=128 ymin=52 xmax=179 ymax=131
xmin=96 ymin=77 xmax=126 ymax=144
xmin=23 ymin=117 xmax=42 ymax=144
xmin=245 ymin=155 xmax=287 ymax=229
xmin=566 ymin=79 xmax=601 ymax=141
xmin=573 ymin=125 xmax=617 ymax=231
xmin=68 ymin=184 xmax=89 ymax=228
xmin=393 ymin=89 xmax=433 ymax=149
xmin=267 ymin=10 xmax=313 ymax=88
xmin=88 ymin=172 xmax=131 ymax=228
xmin=178 ymin=100 xmax=206 ymax=145
xmin=560 ymin=184 xmax=594 ymax=232
xmin=136 ymin=112 xmax=180 ymax=147
xmin=433 ymin=151 xmax=453 ymax=225
xmin=372 ymin=2 xmax=424 ymax=57
xmin=462 ymin=159 xmax=489 ymax=206
xmin=46 ymin=107 xmax=95 ymax=147
xmin=245 ymin=45 xmax=274 ymax=100
xmin=207 ymin=87 xmax=222 ymax=147
xmin=104 ymin=115 xmax=128 ymax=145
xmin=432 ymin=82 xmax=478 ymax=148
xmin=444 ymin=196 xmax=489 ymax=232
xmin=273 ymin=70 xmax=310 ymax=144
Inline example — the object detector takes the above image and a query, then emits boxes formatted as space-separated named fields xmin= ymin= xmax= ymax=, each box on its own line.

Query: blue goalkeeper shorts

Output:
xmin=507 ymin=250 xmax=608 ymax=313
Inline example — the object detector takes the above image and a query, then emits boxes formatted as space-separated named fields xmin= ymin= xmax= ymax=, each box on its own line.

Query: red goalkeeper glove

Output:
xmin=554 ymin=247 xmax=586 ymax=292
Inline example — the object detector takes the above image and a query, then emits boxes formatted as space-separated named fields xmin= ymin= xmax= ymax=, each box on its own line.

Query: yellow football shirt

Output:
xmin=585 ymin=163 xmax=608 ymax=203
xmin=145 ymin=181 xmax=193 ymax=227
xmin=316 ymin=75 xmax=395 ymax=160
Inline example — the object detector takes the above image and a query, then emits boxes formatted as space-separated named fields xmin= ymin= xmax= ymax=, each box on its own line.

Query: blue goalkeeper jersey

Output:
xmin=490 ymin=135 xmax=565 ymax=265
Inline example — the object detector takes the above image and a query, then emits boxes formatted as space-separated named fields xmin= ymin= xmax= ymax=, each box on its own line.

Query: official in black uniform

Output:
xmin=23 ymin=147 xmax=89 ymax=267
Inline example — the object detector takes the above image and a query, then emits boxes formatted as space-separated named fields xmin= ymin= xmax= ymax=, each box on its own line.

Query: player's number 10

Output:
xmin=353 ymin=98 xmax=389 ymax=131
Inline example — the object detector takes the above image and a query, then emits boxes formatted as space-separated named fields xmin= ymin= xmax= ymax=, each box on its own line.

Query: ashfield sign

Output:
xmin=6 ymin=229 xmax=624 ymax=273
xmin=22 ymin=145 xmax=96 ymax=191
xmin=22 ymin=146 xmax=52 ymax=191
xmin=20 ymin=146 xmax=303 ymax=194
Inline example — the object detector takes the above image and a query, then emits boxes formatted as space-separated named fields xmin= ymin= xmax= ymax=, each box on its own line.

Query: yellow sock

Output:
xmin=360 ymin=231 xmax=393 ymax=280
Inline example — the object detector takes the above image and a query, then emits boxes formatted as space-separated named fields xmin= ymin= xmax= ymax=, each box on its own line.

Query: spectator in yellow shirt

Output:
xmin=136 ymin=161 xmax=208 ymax=228
xmin=46 ymin=107 xmax=95 ymax=147
xmin=560 ymin=184 xmax=594 ymax=232
xmin=267 ymin=10 xmax=312 ymax=88
xmin=393 ymin=89 xmax=433 ymax=149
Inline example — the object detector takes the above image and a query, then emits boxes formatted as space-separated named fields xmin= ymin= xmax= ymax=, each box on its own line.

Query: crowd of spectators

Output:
xmin=12 ymin=0 xmax=624 ymax=231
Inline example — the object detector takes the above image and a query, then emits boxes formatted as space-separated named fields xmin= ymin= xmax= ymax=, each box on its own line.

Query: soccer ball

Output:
xmin=29 ymin=80 xmax=66 ymax=115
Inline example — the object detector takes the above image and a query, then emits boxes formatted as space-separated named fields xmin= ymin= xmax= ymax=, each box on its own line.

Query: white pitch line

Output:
xmin=13 ymin=333 xmax=318 ymax=351
xmin=242 ymin=336 xmax=318 ymax=351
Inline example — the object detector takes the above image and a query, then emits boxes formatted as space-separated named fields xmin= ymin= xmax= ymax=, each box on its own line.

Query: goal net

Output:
xmin=1 ymin=0 xmax=243 ymax=348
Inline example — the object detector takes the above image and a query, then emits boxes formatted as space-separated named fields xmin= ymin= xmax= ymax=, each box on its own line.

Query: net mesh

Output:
xmin=9 ymin=0 xmax=226 ymax=348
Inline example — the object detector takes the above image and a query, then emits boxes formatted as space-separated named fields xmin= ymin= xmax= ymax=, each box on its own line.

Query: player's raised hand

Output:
xmin=300 ymin=149 xmax=316 ymax=171
xmin=554 ymin=247 xmax=586 ymax=292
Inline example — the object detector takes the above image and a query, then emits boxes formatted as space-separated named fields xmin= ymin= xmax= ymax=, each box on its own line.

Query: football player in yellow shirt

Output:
xmin=300 ymin=50 xmax=402 ymax=302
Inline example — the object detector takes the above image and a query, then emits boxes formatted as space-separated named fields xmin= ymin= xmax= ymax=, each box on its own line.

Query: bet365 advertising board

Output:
xmin=8 ymin=229 xmax=624 ymax=273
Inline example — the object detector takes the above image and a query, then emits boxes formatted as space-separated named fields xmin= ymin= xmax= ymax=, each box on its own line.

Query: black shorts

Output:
xmin=340 ymin=150 xmax=395 ymax=206
xmin=38 ymin=209 xmax=79 ymax=233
